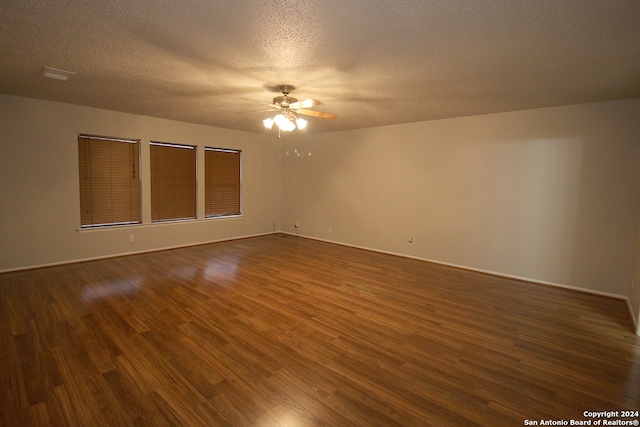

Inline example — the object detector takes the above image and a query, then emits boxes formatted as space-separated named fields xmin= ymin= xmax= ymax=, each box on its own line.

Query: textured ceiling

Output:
xmin=1 ymin=0 xmax=639 ymax=134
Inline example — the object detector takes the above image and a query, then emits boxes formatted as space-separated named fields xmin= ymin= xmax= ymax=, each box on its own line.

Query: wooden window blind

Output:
xmin=150 ymin=142 xmax=197 ymax=222
xmin=205 ymin=148 xmax=241 ymax=217
xmin=78 ymin=135 xmax=141 ymax=227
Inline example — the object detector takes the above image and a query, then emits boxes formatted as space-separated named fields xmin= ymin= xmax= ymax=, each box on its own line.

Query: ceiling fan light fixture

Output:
xmin=274 ymin=113 xmax=295 ymax=131
xmin=264 ymin=113 xmax=305 ymax=132
xmin=259 ymin=86 xmax=335 ymax=134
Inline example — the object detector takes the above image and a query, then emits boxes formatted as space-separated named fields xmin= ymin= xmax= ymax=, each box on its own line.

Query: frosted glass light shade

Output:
xmin=263 ymin=117 xmax=274 ymax=129
xmin=296 ymin=117 xmax=308 ymax=129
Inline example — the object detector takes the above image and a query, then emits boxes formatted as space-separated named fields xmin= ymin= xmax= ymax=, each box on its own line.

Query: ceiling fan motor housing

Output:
xmin=273 ymin=95 xmax=297 ymax=107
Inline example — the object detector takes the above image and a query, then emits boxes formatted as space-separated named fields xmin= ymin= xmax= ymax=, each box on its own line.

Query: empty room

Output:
xmin=1 ymin=1 xmax=639 ymax=426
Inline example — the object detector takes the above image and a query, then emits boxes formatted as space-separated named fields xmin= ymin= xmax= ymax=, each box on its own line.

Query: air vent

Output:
xmin=40 ymin=66 xmax=75 ymax=81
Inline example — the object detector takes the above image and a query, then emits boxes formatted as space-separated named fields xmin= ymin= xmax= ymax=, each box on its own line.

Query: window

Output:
xmin=150 ymin=142 xmax=197 ymax=222
xmin=205 ymin=147 xmax=241 ymax=217
xmin=78 ymin=135 xmax=141 ymax=227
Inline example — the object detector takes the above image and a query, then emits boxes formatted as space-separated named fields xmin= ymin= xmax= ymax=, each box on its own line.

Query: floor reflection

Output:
xmin=203 ymin=256 xmax=239 ymax=285
xmin=82 ymin=276 xmax=142 ymax=301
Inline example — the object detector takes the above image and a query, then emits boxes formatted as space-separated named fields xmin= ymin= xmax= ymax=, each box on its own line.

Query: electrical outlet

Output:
xmin=129 ymin=234 xmax=135 ymax=242
xmin=328 ymin=226 xmax=332 ymax=233
xmin=408 ymin=237 xmax=413 ymax=245
xmin=295 ymin=222 xmax=300 ymax=228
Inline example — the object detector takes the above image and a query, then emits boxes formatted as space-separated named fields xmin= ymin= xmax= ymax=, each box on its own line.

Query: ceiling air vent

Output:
xmin=40 ymin=66 xmax=75 ymax=81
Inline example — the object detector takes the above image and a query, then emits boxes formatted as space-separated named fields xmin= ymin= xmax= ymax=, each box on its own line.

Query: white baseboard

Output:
xmin=288 ymin=233 xmax=625 ymax=297
xmin=0 ymin=232 xmax=275 ymax=274
xmin=284 ymin=233 xmax=639 ymax=334
xmin=627 ymin=298 xmax=640 ymax=336
xmin=6 ymin=230 xmax=639 ymax=336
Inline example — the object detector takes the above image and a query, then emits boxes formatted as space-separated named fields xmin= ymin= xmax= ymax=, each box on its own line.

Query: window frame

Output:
xmin=77 ymin=134 xmax=142 ymax=229
xmin=150 ymin=141 xmax=198 ymax=223
xmin=204 ymin=147 xmax=242 ymax=219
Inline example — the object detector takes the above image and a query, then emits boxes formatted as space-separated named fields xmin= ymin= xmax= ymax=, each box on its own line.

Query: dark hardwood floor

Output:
xmin=1 ymin=235 xmax=639 ymax=426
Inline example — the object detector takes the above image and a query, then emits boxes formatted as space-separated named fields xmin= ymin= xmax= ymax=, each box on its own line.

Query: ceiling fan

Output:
xmin=250 ymin=85 xmax=337 ymax=134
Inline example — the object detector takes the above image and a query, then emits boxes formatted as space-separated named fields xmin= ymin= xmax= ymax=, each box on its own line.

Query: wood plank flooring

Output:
xmin=1 ymin=235 xmax=639 ymax=426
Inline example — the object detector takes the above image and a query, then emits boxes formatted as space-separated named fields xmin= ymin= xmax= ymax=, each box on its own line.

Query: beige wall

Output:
xmin=0 ymin=94 xmax=281 ymax=271
xmin=2 ymin=94 xmax=640 ymax=326
xmin=281 ymin=99 xmax=640 ymax=301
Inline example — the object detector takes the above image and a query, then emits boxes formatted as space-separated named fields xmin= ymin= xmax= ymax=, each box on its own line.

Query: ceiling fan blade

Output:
xmin=297 ymin=109 xmax=337 ymax=120
xmin=290 ymin=98 xmax=321 ymax=109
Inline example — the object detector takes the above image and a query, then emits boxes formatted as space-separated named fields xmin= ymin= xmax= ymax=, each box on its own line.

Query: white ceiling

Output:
xmin=1 ymin=1 xmax=639 ymax=134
